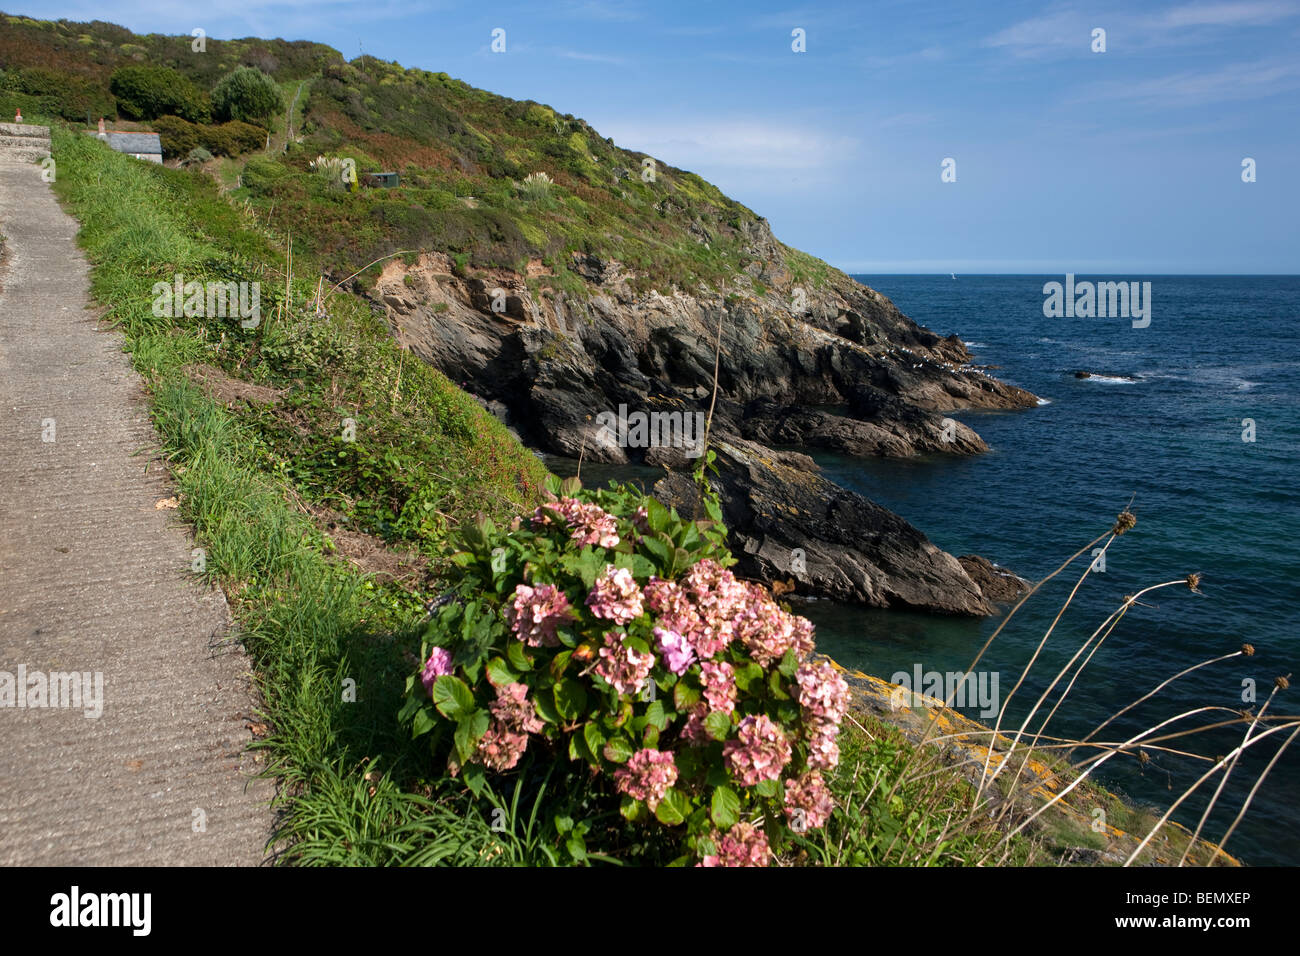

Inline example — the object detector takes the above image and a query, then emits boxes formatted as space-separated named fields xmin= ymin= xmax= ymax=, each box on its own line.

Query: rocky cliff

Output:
xmin=372 ymin=223 xmax=1038 ymax=616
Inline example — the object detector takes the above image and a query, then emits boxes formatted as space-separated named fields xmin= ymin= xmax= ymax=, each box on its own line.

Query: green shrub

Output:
xmin=201 ymin=119 xmax=266 ymax=157
xmin=110 ymin=65 xmax=209 ymax=122
xmin=240 ymin=156 xmax=290 ymax=196
xmin=211 ymin=66 xmax=283 ymax=128
xmin=153 ymin=115 xmax=266 ymax=159
xmin=152 ymin=115 xmax=200 ymax=159
xmin=399 ymin=475 xmax=851 ymax=866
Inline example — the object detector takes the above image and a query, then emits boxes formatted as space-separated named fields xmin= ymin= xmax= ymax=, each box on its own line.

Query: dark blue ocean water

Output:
xmin=803 ymin=275 xmax=1300 ymax=866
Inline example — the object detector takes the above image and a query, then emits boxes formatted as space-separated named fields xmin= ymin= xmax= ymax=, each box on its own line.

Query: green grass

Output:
xmin=50 ymin=125 xmax=562 ymax=865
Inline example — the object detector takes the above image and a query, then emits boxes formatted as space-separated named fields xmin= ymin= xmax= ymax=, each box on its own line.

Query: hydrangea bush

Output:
xmin=399 ymin=474 xmax=849 ymax=866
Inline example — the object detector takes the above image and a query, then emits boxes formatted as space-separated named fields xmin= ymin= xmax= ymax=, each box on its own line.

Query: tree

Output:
xmin=211 ymin=67 xmax=283 ymax=129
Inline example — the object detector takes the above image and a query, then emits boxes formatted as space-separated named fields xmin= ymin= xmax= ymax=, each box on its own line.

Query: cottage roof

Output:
xmin=103 ymin=132 xmax=162 ymax=154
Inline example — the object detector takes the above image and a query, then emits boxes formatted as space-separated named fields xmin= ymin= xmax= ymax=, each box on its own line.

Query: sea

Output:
xmin=548 ymin=274 xmax=1299 ymax=866
xmin=805 ymin=274 xmax=1299 ymax=866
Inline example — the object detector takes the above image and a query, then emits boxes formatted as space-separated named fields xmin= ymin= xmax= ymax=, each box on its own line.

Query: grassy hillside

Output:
xmin=0 ymin=11 xmax=835 ymax=296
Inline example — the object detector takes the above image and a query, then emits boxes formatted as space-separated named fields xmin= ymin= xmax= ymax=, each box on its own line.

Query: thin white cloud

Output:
xmin=986 ymin=0 xmax=1300 ymax=56
xmin=1159 ymin=1 xmax=1299 ymax=27
xmin=1076 ymin=57 xmax=1300 ymax=105
xmin=985 ymin=9 xmax=1086 ymax=53
xmin=556 ymin=50 xmax=628 ymax=65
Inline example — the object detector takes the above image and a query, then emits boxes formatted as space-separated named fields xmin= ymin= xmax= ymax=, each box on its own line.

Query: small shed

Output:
xmin=366 ymin=171 xmax=400 ymax=188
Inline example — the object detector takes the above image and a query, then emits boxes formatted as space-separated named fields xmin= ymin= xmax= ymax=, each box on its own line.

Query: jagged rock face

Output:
xmin=373 ymin=231 xmax=1037 ymax=465
xmin=957 ymin=554 xmax=1032 ymax=604
xmin=372 ymin=233 xmax=1036 ymax=615
xmin=654 ymin=439 xmax=994 ymax=616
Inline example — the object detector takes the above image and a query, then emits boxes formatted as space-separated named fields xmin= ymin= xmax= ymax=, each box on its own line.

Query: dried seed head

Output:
xmin=1113 ymin=510 xmax=1137 ymax=535
xmin=1138 ymin=749 xmax=1150 ymax=764
xmin=1186 ymin=573 xmax=1201 ymax=593
xmin=1242 ymin=643 xmax=1255 ymax=657
xmin=1275 ymin=675 xmax=1291 ymax=692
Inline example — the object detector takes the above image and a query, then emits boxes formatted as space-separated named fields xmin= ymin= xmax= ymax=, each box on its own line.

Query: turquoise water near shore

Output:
xmin=808 ymin=275 xmax=1299 ymax=866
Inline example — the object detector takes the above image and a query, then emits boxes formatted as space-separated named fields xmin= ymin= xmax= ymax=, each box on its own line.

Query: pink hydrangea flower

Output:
xmin=490 ymin=682 xmax=543 ymax=735
xmin=734 ymin=600 xmax=799 ymax=668
xmin=653 ymin=625 xmax=696 ymax=675
xmin=698 ymin=822 xmax=770 ymax=867
xmin=643 ymin=575 xmax=729 ymax=660
xmin=723 ymin=714 xmax=792 ymax=787
xmin=473 ymin=683 xmax=544 ymax=772
xmin=805 ymin=725 xmax=841 ymax=771
xmin=420 ymin=647 xmax=453 ymax=695
xmin=475 ymin=724 xmax=529 ymax=772
xmin=586 ymin=565 xmax=644 ymax=624
xmin=595 ymin=630 xmax=655 ymax=696
xmin=795 ymin=659 xmax=850 ymax=727
xmin=613 ymin=748 xmax=678 ymax=809
xmin=783 ymin=770 xmax=835 ymax=831
xmin=531 ymin=497 xmax=620 ymax=548
xmin=505 ymin=582 xmax=573 ymax=648
xmin=700 ymin=660 xmax=737 ymax=714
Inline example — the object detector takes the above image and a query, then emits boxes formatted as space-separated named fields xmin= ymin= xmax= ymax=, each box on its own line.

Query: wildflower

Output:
xmin=723 ymin=714 xmax=792 ymax=786
xmin=613 ymin=748 xmax=677 ymax=809
xmin=587 ymin=565 xmax=644 ymax=624
xmin=783 ymin=771 xmax=835 ymax=831
xmin=505 ymin=582 xmax=573 ymax=648
xmin=698 ymin=822 xmax=770 ymax=867
xmin=595 ymin=630 xmax=655 ymax=696
xmin=420 ymin=647 xmax=453 ymax=695
xmin=654 ymin=625 xmax=696 ymax=675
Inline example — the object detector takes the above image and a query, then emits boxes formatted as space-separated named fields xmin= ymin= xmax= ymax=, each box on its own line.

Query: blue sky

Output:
xmin=12 ymin=0 xmax=1300 ymax=272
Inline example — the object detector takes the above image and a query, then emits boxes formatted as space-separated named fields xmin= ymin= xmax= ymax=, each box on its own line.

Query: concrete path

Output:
xmin=0 ymin=142 xmax=276 ymax=864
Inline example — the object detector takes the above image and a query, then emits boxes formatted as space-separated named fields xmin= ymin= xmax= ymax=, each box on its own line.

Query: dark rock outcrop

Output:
xmin=957 ymin=554 xmax=1032 ymax=604
xmin=653 ymin=438 xmax=994 ymax=615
